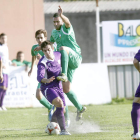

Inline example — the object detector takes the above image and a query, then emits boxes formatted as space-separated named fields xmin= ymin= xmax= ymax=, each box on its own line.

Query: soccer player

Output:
xmin=131 ymin=50 xmax=140 ymax=139
xmin=37 ymin=40 xmax=71 ymax=135
xmin=32 ymin=29 xmax=70 ymax=127
xmin=28 ymin=29 xmax=54 ymax=121
xmin=0 ymin=33 xmax=9 ymax=111
xmin=50 ymin=6 xmax=86 ymax=121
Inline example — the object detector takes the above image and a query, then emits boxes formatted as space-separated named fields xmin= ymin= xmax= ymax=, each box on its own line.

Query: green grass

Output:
xmin=0 ymin=99 xmax=134 ymax=140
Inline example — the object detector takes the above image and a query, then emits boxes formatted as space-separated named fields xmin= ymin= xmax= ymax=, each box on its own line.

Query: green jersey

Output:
xmin=50 ymin=24 xmax=81 ymax=55
xmin=12 ymin=59 xmax=31 ymax=67
xmin=31 ymin=44 xmax=44 ymax=57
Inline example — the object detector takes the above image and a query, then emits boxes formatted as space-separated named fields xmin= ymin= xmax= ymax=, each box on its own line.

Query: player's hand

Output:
xmin=58 ymin=6 xmax=63 ymax=16
xmin=46 ymin=76 xmax=55 ymax=83
xmin=37 ymin=53 xmax=42 ymax=60
xmin=11 ymin=63 xmax=17 ymax=66
xmin=34 ymin=46 xmax=41 ymax=51
xmin=0 ymin=75 xmax=3 ymax=83
xmin=28 ymin=69 xmax=32 ymax=77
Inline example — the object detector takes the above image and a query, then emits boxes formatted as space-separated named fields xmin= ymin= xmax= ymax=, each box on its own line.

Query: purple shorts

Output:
xmin=42 ymin=87 xmax=66 ymax=106
xmin=0 ymin=74 xmax=8 ymax=88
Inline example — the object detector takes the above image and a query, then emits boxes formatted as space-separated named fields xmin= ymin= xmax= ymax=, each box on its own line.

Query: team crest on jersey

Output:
xmin=59 ymin=34 xmax=61 ymax=38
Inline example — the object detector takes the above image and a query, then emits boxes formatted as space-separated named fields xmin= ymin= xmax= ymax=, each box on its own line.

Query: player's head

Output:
xmin=35 ymin=29 xmax=47 ymax=46
xmin=0 ymin=33 xmax=7 ymax=45
xmin=41 ymin=41 xmax=54 ymax=59
xmin=53 ymin=13 xmax=63 ymax=30
xmin=16 ymin=51 xmax=24 ymax=62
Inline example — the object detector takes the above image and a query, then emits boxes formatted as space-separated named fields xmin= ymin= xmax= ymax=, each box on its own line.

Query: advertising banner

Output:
xmin=102 ymin=20 xmax=140 ymax=64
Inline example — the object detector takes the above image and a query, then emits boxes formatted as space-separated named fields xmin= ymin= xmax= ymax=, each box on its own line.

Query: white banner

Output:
xmin=102 ymin=20 xmax=140 ymax=64
xmin=3 ymin=64 xmax=111 ymax=108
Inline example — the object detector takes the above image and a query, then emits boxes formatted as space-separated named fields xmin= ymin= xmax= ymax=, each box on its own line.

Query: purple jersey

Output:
xmin=37 ymin=51 xmax=62 ymax=91
xmin=134 ymin=50 xmax=140 ymax=62
xmin=134 ymin=50 xmax=140 ymax=97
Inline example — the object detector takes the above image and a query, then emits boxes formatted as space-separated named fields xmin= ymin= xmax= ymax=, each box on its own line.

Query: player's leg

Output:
xmin=64 ymin=105 xmax=70 ymax=128
xmin=36 ymin=83 xmax=54 ymax=121
xmin=46 ymin=88 xmax=71 ymax=135
xmin=57 ymin=46 xmax=70 ymax=82
xmin=131 ymin=102 xmax=140 ymax=139
xmin=0 ymin=74 xmax=8 ymax=111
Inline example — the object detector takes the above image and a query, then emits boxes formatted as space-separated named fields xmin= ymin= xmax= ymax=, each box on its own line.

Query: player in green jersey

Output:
xmin=28 ymin=29 xmax=54 ymax=121
xmin=50 ymin=6 xmax=86 ymax=121
xmin=30 ymin=29 xmax=70 ymax=127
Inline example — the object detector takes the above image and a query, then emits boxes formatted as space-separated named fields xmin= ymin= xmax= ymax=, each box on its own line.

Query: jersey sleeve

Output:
xmin=134 ymin=50 xmax=140 ymax=62
xmin=23 ymin=60 xmax=32 ymax=67
xmin=37 ymin=63 xmax=45 ymax=83
xmin=62 ymin=23 xmax=72 ymax=34
xmin=50 ymin=35 xmax=55 ymax=43
xmin=31 ymin=46 xmax=36 ymax=56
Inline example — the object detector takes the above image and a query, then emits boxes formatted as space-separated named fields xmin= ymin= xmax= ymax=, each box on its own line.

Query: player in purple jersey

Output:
xmin=0 ymin=33 xmax=9 ymax=111
xmin=37 ymin=40 xmax=71 ymax=135
xmin=131 ymin=50 xmax=140 ymax=139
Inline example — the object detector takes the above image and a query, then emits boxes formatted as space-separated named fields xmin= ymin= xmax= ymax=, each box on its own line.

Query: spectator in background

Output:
xmin=0 ymin=33 xmax=9 ymax=111
xmin=12 ymin=51 xmax=31 ymax=72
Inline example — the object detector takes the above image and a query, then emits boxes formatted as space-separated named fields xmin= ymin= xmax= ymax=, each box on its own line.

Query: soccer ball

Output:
xmin=45 ymin=122 xmax=60 ymax=135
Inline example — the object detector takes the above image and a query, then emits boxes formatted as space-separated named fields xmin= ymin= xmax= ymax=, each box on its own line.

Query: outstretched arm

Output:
xmin=58 ymin=6 xmax=71 ymax=29
xmin=28 ymin=56 xmax=36 ymax=76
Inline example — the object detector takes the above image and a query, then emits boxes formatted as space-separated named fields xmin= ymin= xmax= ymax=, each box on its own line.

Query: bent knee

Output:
xmin=55 ymin=98 xmax=64 ymax=107
xmin=59 ymin=46 xmax=66 ymax=51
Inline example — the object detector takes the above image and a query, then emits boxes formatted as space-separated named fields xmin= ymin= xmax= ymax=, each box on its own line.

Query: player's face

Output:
xmin=17 ymin=53 xmax=24 ymax=62
xmin=0 ymin=35 xmax=7 ymax=45
xmin=36 ymin=33 xmax=47 ymax=46
xmin=53 ymin=17 xmax=63 ymax=30
xmin=42 ymin=45 xmax=54 ymax=60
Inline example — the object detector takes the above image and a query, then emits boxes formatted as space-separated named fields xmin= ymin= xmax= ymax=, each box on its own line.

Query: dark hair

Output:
xmin=53 ymin=13 xmax=59 ymax=18
xmin=41 ymin=41 xmax=53 ymax=50
xmin=35 ymin=29 xmax=47 ymax=38
xmin=16 ymin=51 xmax=24 ymax=59
xmin=0 ymin=33 xmax=6 ymax=38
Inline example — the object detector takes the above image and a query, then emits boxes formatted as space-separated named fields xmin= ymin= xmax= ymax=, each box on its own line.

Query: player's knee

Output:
xmin=59 ymin=46 xmax=65 ymax=51
xmin=55 ymin=98 xmax=63 ymax=107
xmin=36 ymin=89 xmax=42 ymax=100
xmin=63 ymin=87 xmax=70 ymax=94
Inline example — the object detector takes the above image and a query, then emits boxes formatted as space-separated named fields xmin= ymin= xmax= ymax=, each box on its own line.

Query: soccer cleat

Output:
xmin=1 ymin=106 xmax=7 ymax=111
xmin=59 ymin=130 xmax=71 ymax=135
xmin=0 ymin=107 xmax=3 ymax=111
xmin=76 ymin=106 xmax=87 ymax=121
xmin=132 ymin=133 xmax=140 ymax=140
xmin=65 ymin=119 xmax=70 ymax=128
xmin=48 ymin=105 xmax=55 ymax=122
xmin=56 ymin=73 xmax=68 ymax=82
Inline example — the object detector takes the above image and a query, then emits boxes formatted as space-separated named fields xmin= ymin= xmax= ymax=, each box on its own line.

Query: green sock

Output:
xmin=64 ymin=105 xmax=69 ymax=120
xmin=39 ymin=96 xmax=52 ymax=110
xmin=60 ymin=50 xmax=68 ymax=76
xmin=66 ymin=90 xmax=83 ymax=111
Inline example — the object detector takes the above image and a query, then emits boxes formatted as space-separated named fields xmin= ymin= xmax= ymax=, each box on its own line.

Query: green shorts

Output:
xmin=67 ymin=49 xmax=82 ymax=83
xmin=37 ymin=83 xmax=41 ymax=89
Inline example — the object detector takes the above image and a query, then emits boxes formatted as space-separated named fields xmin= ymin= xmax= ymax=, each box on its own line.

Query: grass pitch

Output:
xmin=0 ymin=99 xmax=134 ymax=140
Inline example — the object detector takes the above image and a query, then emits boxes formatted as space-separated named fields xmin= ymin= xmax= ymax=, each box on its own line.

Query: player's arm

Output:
xmin=28 ymin=55 xmax=36 ymax=76
xmin=133 ymin=58 xmax=140 ymax=72
xmin=133 ymin=50 xmax=140 ymax=72
xmin=58 ymin=6 xmax=71 ymax=28
xmin=37 ymin=63 xmax=55 ymax=83
xmin=0 ymin=59 xmax=3 ymax=83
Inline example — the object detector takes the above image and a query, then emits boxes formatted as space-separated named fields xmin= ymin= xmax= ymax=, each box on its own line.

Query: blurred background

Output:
xmin=0 ymin=0 xmax=140 ymax=105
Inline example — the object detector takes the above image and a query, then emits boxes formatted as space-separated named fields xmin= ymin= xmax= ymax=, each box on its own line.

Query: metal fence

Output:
xmin=108 ymin=65 xmax=140 ymax=98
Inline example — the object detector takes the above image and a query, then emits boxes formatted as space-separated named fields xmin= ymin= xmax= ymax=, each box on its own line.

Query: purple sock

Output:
xmin=131 ymin=103 xmax=140 ymax=134
xmin=0 ymin=89 xmax=5 ymax=107
xmin=51 ymin=111 xmax=58 ymax=123
xmin=56 ymin=107 xmax=65 ymax=131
